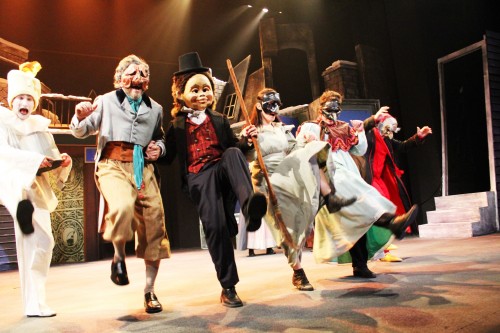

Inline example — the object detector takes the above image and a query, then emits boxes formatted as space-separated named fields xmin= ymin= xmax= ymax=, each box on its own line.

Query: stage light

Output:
xmin=247 ymin=5 xmax=252 ymax=8
xmin=262 ymin=8 xmax=268 ymax=13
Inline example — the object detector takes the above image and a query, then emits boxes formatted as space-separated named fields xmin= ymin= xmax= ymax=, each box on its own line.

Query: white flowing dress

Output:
xmin=250 ymin=123 xmax=330 ymax=267
xmin=297 ymin=121 xmax=396 ymax=263
xmin=0 ymin=107 xmax=71 ymax=316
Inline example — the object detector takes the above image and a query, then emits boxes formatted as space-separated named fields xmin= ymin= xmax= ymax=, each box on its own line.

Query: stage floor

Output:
xmin=1 ymin=234 xmax=500 ymax=333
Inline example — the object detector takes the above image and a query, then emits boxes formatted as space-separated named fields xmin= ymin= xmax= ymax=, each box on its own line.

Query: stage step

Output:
xmin=0 ymin=205 xmax=17 ymax=269
xmin=434 ymin=192 xmax=489 ymax=210
xmin=421 ymin=191 xmax=498 ymax=238
xmin=426 ymin=208 xmax=480 ymax=223
xmin=419 ymin=222 xmax=475 ymax=238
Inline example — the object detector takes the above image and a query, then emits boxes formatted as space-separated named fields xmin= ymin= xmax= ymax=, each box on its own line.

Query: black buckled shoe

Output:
xmin=390 ymin=205 xmax=419 ymax=240
xmin=110 ymin=260 xmax=129 ymax=286
xmin=16 ymin=199 xmax=34 ymax=234
xmin=292 ymin=268 xmax=314 ymax=291
xmin=244 ymin=193 xmax=267 ymax=232
xmin=144 ymin=292 xmax=163 ymax=313
xmin=326 ymin=194 xmax=357 ymax=213
xmin=220 ymin=287 xmax=243 ymax=308
xmin=353 ymin=266 xmax=377 ymax=279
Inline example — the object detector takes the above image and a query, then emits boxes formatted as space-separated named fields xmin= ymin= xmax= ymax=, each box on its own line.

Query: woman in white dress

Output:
xmin=247 ymin=88 xmax=354 ymax=290
xmin=297 ymin=90 xmax=418 ymax=278
xmin=237 ymin=212 xmax=276 ymax=257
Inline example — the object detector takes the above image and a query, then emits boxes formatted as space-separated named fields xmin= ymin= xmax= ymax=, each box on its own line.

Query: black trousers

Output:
xmin=349 ymin=234 xmax=368 ymax=269
xmin=187 ymin=148 xmax=253 ymax=288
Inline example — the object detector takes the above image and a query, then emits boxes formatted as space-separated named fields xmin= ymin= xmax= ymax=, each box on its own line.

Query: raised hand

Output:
xmin=350 ymin=119 xmax=364 ymax=133
xmin=75 ymin=101 xmax=97 ymax=121
xmin=417 ymin=126 xmax=432 ymax=139
xmin=303 ymin=132 xmax=317 ymax=143
xmin=374 ymin=106 xmax=390 ymax=122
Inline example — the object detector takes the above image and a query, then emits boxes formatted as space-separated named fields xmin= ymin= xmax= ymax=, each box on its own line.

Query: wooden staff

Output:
xmin=226 ymin=59 xmax=295 ymax=250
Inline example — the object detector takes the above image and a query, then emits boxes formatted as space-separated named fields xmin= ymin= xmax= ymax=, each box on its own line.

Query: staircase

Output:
xmin=0 ymin=205 xmax=17 ymax=271
xmin=420 ymin=191 xmax=499 ymax=238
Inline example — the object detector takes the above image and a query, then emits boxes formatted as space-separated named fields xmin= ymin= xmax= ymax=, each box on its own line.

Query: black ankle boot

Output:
xmin=243 ymin=193 xmax=267 ymax=232
xmin=248 ymin=249 xmax=255 ymax=257
xmin=16 ymin=199 xmax=34 ymax=234
xmin=390 ymin=205 xmax=419 ymax=240
xmin=353 ymin=266 xmax=377 ymax=278
xmin=324 ymin=193 xmax=356 ymax=213
xmin=220 ymin=286 xmax=243 ymax=307
xmin=292 ymin=268 xmax=314 ymax=291
xmin=375 ymin=205 xmax=419 ymax=240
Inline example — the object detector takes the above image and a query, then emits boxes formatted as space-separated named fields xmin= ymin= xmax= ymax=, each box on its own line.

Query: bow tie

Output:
xmin=180 ymin=107 xmax=204 ymax=118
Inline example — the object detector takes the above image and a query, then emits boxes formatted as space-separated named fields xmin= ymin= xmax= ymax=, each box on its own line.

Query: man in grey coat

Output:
xmin=70 ymin=54 xmax=170 ymax=314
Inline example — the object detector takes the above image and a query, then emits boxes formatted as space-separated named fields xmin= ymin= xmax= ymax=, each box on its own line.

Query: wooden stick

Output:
xmin=226 ymin=59 xmax=295 ymax=250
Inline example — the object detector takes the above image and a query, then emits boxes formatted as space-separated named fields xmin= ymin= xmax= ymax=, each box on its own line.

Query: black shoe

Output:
xmin=266 ymin=248 xmax=275 ymax=255
xmin=390 ymin=205 xmax=419 ymax=240
xmin=110 ymin=260 xmax=129 ymax=286
xmin=16 ymin=199 xmax=34 ymax=234
xmin=220 ymin=287 xmax=243 ymax=307
xmin=27 ymin=313 xmax=57 ymax=318
xmin=292 ymin=268 xmax=314 ymax=291
xmin=244 ymin=193 xmax=267 ymax=232
xmin=248 ymin=249 xmax=256 ymax=257
xmin=353 ymin=266 xmax=377 ymax=278
xmin=326 ymin=194 xmax=356 ymax=213
xmin=144 ymin=292 xmax=163 ymax=313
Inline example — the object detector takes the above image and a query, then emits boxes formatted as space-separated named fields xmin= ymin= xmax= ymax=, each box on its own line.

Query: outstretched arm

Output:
xmin=417 ymin=126 xmax=432 ymax=139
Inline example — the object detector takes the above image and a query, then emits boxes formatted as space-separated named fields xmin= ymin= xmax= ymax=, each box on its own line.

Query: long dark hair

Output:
xmin=249 ymin=88 xmax=282 ymax=126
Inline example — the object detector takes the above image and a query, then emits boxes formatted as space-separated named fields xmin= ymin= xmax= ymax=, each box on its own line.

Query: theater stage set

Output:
xmin=2 ymin=2 xmax=500 ymax=332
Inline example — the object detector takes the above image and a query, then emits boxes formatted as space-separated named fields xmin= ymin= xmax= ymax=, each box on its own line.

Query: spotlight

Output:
xmin=247 ymin=5 xmax=252 ymax=8
xmin=262 ymin=8 xmax=269 ymax=13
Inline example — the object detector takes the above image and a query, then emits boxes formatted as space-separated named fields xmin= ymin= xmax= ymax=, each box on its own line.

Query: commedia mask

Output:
xmin=321 ymin=99 xmax=342 ymax=121
xmin=261 ymin=92 xmax=282 ymax=115
xmin=378 ymin=116 xmax=400 ymax=139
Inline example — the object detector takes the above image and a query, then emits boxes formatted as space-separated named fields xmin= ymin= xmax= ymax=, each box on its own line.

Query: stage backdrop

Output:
xmin=50 ymin=157 xmax=85 ymax=263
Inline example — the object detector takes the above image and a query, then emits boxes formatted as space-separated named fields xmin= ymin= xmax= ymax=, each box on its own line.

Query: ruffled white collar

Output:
xmin=0 ymin=106 xmax=50 ymax=135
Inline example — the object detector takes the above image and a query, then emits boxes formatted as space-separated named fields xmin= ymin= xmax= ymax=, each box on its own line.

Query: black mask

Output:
xmin=261 ymin=92 xmax=282 ymax=115
xmin=321 ymin=99 xmax=342 ymax=121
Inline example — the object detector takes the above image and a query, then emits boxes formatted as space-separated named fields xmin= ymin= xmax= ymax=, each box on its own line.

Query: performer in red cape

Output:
xmin=362 ymin=112 xmax=432 ymax=261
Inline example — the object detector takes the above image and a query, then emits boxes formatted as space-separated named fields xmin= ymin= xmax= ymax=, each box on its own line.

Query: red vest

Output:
xmin=186 ymin=116 xmax=223 ymax=173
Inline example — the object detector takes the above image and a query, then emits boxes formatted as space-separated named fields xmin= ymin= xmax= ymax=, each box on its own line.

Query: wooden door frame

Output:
xmin=437 ymin=37 xmax=494 ymax=196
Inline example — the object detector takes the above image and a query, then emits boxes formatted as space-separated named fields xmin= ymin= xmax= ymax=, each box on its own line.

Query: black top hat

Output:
xmin=174 ymin=52 xmax=210 ymax=76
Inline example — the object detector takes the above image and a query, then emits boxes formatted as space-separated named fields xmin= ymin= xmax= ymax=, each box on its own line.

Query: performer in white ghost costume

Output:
xmin=0 ymin=62 xmax=72 ymax=317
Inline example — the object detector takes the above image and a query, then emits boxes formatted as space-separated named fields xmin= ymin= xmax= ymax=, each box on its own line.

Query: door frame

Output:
xmin=437 ymin=38 xmax=493 ymax=195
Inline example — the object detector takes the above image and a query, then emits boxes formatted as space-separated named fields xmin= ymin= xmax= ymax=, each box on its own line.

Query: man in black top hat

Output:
xmin=163 ymin=52 xmax=267 ymax=307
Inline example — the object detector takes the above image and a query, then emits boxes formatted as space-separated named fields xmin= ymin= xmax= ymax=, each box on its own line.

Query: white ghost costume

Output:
xmin=0 ymin=68 xmax=71 ymax=317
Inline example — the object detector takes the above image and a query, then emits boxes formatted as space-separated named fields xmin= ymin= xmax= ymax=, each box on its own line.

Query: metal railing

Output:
xmin=37 ymin=94 xmax=92 ymax=129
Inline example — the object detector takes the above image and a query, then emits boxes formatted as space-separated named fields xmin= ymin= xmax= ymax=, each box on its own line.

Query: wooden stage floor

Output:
xmin=1 ymin=234 xmax=500 ymax=333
